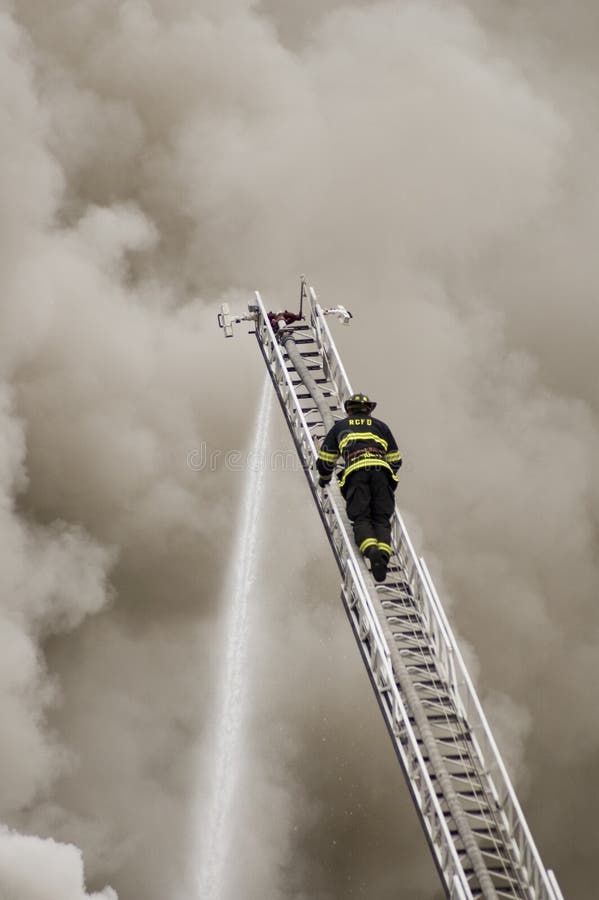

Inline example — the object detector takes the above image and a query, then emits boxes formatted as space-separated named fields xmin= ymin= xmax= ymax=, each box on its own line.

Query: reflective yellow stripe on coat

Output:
xmin=339 ymin=457 xmax=399 ymax=488
xmin=318 ymin=449 xmax=339 ymax=463
xmin=338 ymin=432 xmax=388 ymax=453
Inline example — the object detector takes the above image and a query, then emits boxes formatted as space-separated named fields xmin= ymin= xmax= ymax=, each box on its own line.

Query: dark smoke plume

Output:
xmin=0 ymin=2 xmax=597 ymax=898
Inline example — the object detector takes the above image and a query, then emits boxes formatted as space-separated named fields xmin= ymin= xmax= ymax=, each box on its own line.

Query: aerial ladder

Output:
xmin=218 ymin=280 xmax=564 ymax=900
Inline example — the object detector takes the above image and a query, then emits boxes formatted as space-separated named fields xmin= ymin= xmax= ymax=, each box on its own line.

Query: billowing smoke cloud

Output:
xmin=1 ymin=1 xmax=598 ymax=899
xmin=0 ymin=827 xmax=116 ymax=900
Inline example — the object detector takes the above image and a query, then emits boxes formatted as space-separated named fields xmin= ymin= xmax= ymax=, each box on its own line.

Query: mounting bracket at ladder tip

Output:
xmin=217 ymin=301 xmax=258 ymax=338
xmin=320 ymin=304 xmax=353 ymax=325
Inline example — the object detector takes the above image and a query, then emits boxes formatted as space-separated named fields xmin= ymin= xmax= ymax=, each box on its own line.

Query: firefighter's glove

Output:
xmin=318 ymin=477 xmax=330 ymax=489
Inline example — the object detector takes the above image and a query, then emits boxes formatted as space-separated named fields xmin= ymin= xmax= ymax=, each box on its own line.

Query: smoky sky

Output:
xmin=0 ymin=1 xmax=598 ymax=898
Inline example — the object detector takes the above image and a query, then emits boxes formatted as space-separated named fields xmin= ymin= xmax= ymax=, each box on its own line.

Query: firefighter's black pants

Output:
xmin=343 ymin=468 xmax=396 ymax=559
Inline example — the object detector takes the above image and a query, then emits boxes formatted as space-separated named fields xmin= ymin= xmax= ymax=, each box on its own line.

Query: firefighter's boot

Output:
xmin=370 ymin=549 xmax=388 ymax=584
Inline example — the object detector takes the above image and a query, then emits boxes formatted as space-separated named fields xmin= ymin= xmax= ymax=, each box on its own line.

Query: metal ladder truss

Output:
xmin=223 ymin=287 xmax=564 ymax=900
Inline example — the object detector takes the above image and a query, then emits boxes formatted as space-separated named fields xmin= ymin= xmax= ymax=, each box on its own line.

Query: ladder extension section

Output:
xmin=238 ymin=288 xmax=564 ymax=900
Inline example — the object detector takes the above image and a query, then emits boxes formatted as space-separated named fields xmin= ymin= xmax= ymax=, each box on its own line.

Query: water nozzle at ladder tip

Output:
xmin=217 ymin=301 xmax=258 ymax=338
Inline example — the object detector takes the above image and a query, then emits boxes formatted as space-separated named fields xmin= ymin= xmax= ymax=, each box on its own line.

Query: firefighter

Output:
xmin=316 ymin=393 xmax=402 ymax=583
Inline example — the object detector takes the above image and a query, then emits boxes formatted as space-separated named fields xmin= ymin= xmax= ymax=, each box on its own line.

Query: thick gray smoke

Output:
xmin=1 ymin=1 xmax=597 ymax=898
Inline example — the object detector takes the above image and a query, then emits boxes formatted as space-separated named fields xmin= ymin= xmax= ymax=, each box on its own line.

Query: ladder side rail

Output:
xmin=306 ymin=292 xmax=483 ymax=715
xmin=394 ymin=464 xmax=555 ymax=900
xmin=308 ymin=287 xmax=353 ymax=398
xmin=320 ymin=492 xmax=393 ymax=655
xmin=392 ymin=517 xmax=456 ymax=683
xmin=417 ymin=557 xmax=461 ymax=713
xmin=390 ymin=516 xmax=493 ymax=798
xmin=253 ymin=292 xmax=452 ymax=710
xmin=451 ymin=874 xmax=473 ymax=900
xmin=306 ymin=298 xmax=469 ymax=719
xmin=417 ymin=559 xmax=529 ymax=885
xmin=252 ymin=295 xmax=478 ymax=897
xmin=389 ymin=452 xmax=559 ymax=899
xmin=340 ymin=561 xmax=472 ymax=900
xmin=253 ymin=293 xmax=318 ymax=465
xmin=419 ymin=555 xmax=506 ymax=813
xmin=547 ymin=871 xmax=565 ymax=900
xmin=315 ymin=489 xmax=477 ymax=896
xmin=418 ymin=559 xmax=561 ymax=900
xmin=389 ymin=464 xmax=559 ymax=900
xmin=304 ymin=294 xmax=563 ymax=900
xmin=253 ymin=296 xmax=411 ymax=681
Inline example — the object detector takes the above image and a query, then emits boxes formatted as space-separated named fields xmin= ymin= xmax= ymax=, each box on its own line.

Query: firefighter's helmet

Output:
xmin=344 ymin=392 xmax=377 ymax=414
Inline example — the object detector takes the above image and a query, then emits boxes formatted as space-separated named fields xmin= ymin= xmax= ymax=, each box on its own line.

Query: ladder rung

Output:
xmin=291 ymin=376 xmax=329 ymax=385
xmin=296 ymin=390 xmax=334 ymax=398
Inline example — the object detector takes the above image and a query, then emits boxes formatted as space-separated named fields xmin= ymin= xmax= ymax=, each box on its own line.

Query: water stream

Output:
xmin=197 ymin=377 xmax=272 ymax=899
